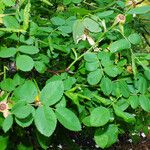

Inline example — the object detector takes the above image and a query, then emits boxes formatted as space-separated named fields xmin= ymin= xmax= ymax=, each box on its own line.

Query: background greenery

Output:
xmin=0 ymin=0 xmax=150 ymax=149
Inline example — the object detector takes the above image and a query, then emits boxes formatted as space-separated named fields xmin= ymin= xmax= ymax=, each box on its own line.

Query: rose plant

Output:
xmin=0 ymin=0 xmax=150 ymax=149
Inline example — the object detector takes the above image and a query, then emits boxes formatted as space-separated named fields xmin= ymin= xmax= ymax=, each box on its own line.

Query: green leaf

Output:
xmin=63 ymin=77 xmax=76 ymax=90
xmin=113 ymin=105 xmax=136 ymax=123
xmin=116 ymin=98 xmax=129 ymax=111
xmin=96 ymin=10 xmax=114 ymax=18
xmin=90 ymin=107 xmax=110 ymax=127
xmin=85 ymin=61 xmax=99 ymax=71
xmin=55 ymin=96 xmax=66 ymax=108
xmin=84 ymin=52 xmax=98 ymax=62
xmin=41 ymin=80 xmax=64 ymax=106
xmin=13 ymin=74 xmax=25 ymax=86
xmin=118 ymin=80 xmax=130 ymax=98
xmin=18 ymin=46 xmax=39 ymax=55
xmin=63 ymin=0 xmax=71 ymax=5
xmin=109 ymin=39 xmax=131 ymax=53
xmin=0 ymin=136 xmax=8 ymax=150
xmin=144 ymin=70 xmax=150 ymax=80
xmin=51 ymin=17 xmax=65 ymax=26
xmin=55 ymin=107 xmax=81 ymax=131
xmin=34 ymin=61 xmax=47 ymax=73
xmin=139 ymin=95 xmax=150 ymax=112
xmin=127 ymin=6 xmax=150 ymax=14
xmin=15 ymin=114 xmax=34 ymax=128
xmin=2 ymin=115 xmax=13 ymax=133
xmin=13 ymin=80 xmax=38 ymax=103
xmin=2 ymin=0 xmax=15 ymax=6
xmin=93 ymin=94 xmax=111 ymax=106
xmin=136 ymin=76 xmax=148 ymax=94
xmin=72 ymin=0 xmax=81 ymax=4
xmin=12 ymin=103 xmax=33 ymax=119
xmin=94 ymin=124 xmax=118 ymax=148
xmin=104 ymin=65 xmax=122 ymax=77
xmin=0 ymin=47 xmax=16 ymax=58
xmin=128 ymin=95 xmax=139 ymax=109
xmin=23 ymin=2 xmax=31 ymax=30
xmin=87 ymin=69 xmax=103 ymax=85
xmin=0 ymin=78 xmax=15 ymax=92
xmin=100 ymin=77 xmax=112 ymax=96
xmin=73 ymin=19 xmax=85 ymax=43
xmin=3 ymin=16 xmax=20 ymax=29
xmin=58 ymin=25 xmax=72 ymax=34
xmin=82 ymin=116 xmax=91 ymax=127
xmin=36 ymin=131 xmax=51 ymax=150
xmin=128 ymin=33 xmax=141 ymax=45
xmin=34 ymin=106 xmax=57 ymax=137
xmin=16 ymin=55 xmax=34 ymax=72
xmin=83 ymin=18 xmax=101 ymax=33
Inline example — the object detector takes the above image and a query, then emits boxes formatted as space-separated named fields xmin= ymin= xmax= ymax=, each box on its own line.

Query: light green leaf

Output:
xmin=34 ymin=106 xmax=57 ymax=137
xmin=104 ymin=65 xmax=122 ymax=77
xmin=13 ymin=74 xmax=25 ymax=86
xmin=118 ymin=80 xmax=130 ymax=98
xmin=113 ymin=105 xmax=136 ymax=123
xmin=127 ymin=6 xmax=150 ymax=14
xmin=109 ymin=39 xmax=131 ymax=53
xmin=63 ymin=77 xmax=76 ymax=90
xmin=83 ymin=17 xmax=101 ymax=32
xmin=51 ymin=17 xmax=65 ymax=26
xmin=84 ymin=52 xmax=98 ymax=62
xmin=16 ymin=55 xmax=34 ymax=71
xmin=93 ymin=94 xmax=111 ymax=106
xmin=23 ymin=2 xmax=31 ymax=30
xmin=72 ymin=0 xmax=82 ymax=4
xmin=55 ymin=107 xmax=81 ymax=131
xmin=18 ymin=46 xmax=39 ymax=55
xmin=128 ymin=95 xmax=139 ymax=109
xmin=41 ymin=80 xmax=64 ymax=106
xmin=12 ymin=103 xmax=33 ymax=119
xmin=87 ymin=69 xmax=103 ymax=85
xmin=139 ymin=95 xmax=150 ymax=112
xmin=2 ymin=115 xmax=13 ymax=133
xmin=0 ymin=47 xmax=16 ymax=58
xmin=2 ymin=0 xmax=15 ymax=6
xmin=15 ymin=114 xmax=34 ymax=128
xmin=85 ymin=61 xmax=99 ymax=72
xmin=3 ymin=16 xmax=20 ymax=29
xmin=90 ymin=107 xmax=110 ymax=127
xmin=128 ymin=33 xmax=141 ymax=45
xmin=97 ymin=10 xmax=114 ymax=18
xmin=13 ymin=80 xmax=38 ymax=103
xmin=34 ymin=61 xmax=46 ymax=73
xmin=0 ymin=78 xmax=15 ymax=92
xmin=73 ymin=19 xmax=85 ymax=43
xmin=63 ymin=0 xmax=71 ymax=5
xmin=94 ymin=124 xmax=118 ymax=148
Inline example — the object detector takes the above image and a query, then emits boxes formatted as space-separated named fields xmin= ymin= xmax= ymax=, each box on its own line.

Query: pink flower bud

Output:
xmin=116 ymin=14 xmax=126 ymax=24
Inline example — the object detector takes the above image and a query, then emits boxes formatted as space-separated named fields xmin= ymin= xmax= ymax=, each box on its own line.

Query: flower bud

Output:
xmin=116 ymin=14 xmax=126 ymax=24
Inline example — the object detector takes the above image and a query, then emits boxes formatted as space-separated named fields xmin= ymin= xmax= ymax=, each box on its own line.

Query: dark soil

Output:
xmin=48 ymin=126 xmax=150 ymax=150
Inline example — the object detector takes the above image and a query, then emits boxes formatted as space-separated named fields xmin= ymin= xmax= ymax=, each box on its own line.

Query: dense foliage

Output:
xmin=0 ymin=0 xmax=150 ymax=149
